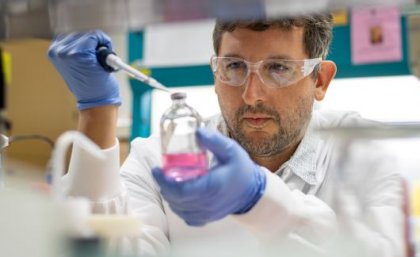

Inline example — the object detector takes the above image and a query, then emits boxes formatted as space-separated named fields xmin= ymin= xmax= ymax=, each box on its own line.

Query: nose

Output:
xmin=241 ymin=71 xmax=268 ymax=106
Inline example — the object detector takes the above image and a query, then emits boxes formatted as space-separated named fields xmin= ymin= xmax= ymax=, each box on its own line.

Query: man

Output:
xmin=48 ymin=13 xmax=404 ymax=257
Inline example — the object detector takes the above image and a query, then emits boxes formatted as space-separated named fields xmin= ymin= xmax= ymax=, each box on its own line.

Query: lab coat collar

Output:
xmin=277 ymin=123 xmax=319 ymax=185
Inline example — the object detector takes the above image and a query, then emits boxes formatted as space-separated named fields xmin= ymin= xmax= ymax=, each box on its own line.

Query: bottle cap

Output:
xmin=170 ymin=92 xmax=187 ymax=100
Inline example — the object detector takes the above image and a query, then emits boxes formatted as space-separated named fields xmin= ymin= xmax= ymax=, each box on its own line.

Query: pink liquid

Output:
xmin=162 ymin=152 xmax=208 ymax=181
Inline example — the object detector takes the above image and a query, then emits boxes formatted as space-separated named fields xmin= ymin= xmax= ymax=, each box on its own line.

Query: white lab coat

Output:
xmin=62 ymin=110 xmax=404 ymax=257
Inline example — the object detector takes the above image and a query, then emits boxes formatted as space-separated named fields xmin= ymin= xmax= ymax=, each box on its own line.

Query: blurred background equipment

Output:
xmin=408 ymin=15 xmax=420 ymax=79
xmin=0 ymin=0 xmax=416 ymax=40
xmin=0 ymin=38 xmax=78 ymax=174
xmin=0 ymin=47 xmax=10 ymax=134
xmin=0 ymin=47 xmax=10 ymax=188
xmin=317 ymin=123 xmax=420 ymax=257
xmin=0 ymin=0 xmax=52 ymax=39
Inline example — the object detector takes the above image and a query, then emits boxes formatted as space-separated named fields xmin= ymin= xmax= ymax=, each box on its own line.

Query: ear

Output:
xmin=314 ymin=60 xmax=337 ymax=101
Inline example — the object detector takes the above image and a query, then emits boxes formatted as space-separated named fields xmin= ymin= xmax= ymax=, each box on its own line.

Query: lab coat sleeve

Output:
xmin=233 ymin=168 xmax=337 ymax=246
xmin=332 ymin=156 xmax=405 ymax=257
xmin=119 ymin=137 xmax=171 ymax=257
xmin=232 ymin=161 xmax=405 ymax=257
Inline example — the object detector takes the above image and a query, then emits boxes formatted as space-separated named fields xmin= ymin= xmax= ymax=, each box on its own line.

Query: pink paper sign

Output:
xmin=351 ymin=6 xmax=402 ymax=65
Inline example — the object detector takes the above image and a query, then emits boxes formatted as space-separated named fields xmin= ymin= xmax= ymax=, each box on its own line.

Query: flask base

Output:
xmin=162 ymin=153 xmax=207 ymax=182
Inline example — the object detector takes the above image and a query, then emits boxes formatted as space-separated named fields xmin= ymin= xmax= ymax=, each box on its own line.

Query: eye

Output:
xmin=224 ymin=59 xmax=247 ymax=70
xmin=266 ymin=61 xmax=290 ymax=74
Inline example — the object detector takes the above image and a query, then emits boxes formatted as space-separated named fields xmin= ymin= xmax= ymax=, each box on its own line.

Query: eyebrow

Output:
xmin=221 ymin=53 xmax=295 ymax=60
xmin=222 ymin=53 xmax=244 ymax=58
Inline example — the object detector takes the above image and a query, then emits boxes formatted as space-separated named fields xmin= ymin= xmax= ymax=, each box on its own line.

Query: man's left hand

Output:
xmin=152 ymin=128 xmax=267 ymax=226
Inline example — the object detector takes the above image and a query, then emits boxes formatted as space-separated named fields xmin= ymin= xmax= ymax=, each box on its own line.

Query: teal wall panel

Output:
xmin=150 ymin=65 xmax=214 ymax=87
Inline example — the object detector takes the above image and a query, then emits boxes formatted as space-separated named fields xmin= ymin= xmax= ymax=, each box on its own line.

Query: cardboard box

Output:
xmin=1 ymin=39 xmax=78 ymax=175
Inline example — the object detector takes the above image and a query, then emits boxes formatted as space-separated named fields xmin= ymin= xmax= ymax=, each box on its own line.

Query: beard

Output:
xmin=223 ymin=99 xmax=313 ymax=157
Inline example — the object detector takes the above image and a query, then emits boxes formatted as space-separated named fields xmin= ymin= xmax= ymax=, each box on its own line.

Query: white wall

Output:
xmin=320 ymin=75 xmax=420 ymax=122
xmin=107 ymin=31 xmax=132 ymax=138
xmin=151 ymin=75 xmax=420 ymax=134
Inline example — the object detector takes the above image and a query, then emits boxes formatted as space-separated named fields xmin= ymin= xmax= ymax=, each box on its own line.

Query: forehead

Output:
xmin=219 ymin=27 xmax=307 ymax=60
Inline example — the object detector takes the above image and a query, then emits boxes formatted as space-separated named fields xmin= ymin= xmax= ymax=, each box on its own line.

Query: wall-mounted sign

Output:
xmin=351 ymin=6 xmax=402 ymax=65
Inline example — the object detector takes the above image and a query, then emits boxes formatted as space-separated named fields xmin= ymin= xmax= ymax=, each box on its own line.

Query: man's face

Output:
xmin=215 ymin=27 xmax=317 ymax=157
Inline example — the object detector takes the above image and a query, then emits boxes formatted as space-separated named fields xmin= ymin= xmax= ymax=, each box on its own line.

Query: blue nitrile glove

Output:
xmin=48 ymin=30 xmax=121 ymax=110
xmin=152 ymin=128 xmax=267 ymax=226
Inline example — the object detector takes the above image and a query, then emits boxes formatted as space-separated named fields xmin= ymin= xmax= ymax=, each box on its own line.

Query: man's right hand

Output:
xmin=48 ymin=30 xmax=121 ymax=110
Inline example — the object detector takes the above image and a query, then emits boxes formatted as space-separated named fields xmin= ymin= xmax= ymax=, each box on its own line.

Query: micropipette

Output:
xmin=96 ymin=46 xmax=171 ymax=93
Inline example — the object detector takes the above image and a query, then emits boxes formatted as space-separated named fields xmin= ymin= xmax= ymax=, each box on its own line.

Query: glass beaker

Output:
xmin=318 ymin=124 xmax=420 ymax=257
xmin=160 ymin=92 xmax=207 ymax=181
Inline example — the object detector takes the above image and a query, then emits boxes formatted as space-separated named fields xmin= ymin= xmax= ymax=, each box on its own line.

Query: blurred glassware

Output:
xmin=317 ymin=123 xmax=420 ymax=257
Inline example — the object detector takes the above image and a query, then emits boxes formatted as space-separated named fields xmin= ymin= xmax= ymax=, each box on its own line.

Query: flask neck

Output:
xmin=172 ymin=98 xmax=186 ymax=106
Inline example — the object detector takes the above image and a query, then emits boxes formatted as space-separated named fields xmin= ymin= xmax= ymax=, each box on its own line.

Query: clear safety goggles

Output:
xmin=210 ymin=56 xmax=322 ymax=88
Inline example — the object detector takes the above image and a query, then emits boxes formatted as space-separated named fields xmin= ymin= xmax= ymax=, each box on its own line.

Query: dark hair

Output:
xmin=212 ymin=14 xmax=333 ymax=59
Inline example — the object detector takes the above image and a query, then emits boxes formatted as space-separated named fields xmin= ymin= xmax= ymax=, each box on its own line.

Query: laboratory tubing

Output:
xmin=160 ymin=92 xmax=207 ymax=181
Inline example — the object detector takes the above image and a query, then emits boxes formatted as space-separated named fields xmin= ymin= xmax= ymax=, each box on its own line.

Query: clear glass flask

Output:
xmin=160 ymin=92 xmax=208 ymax=181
